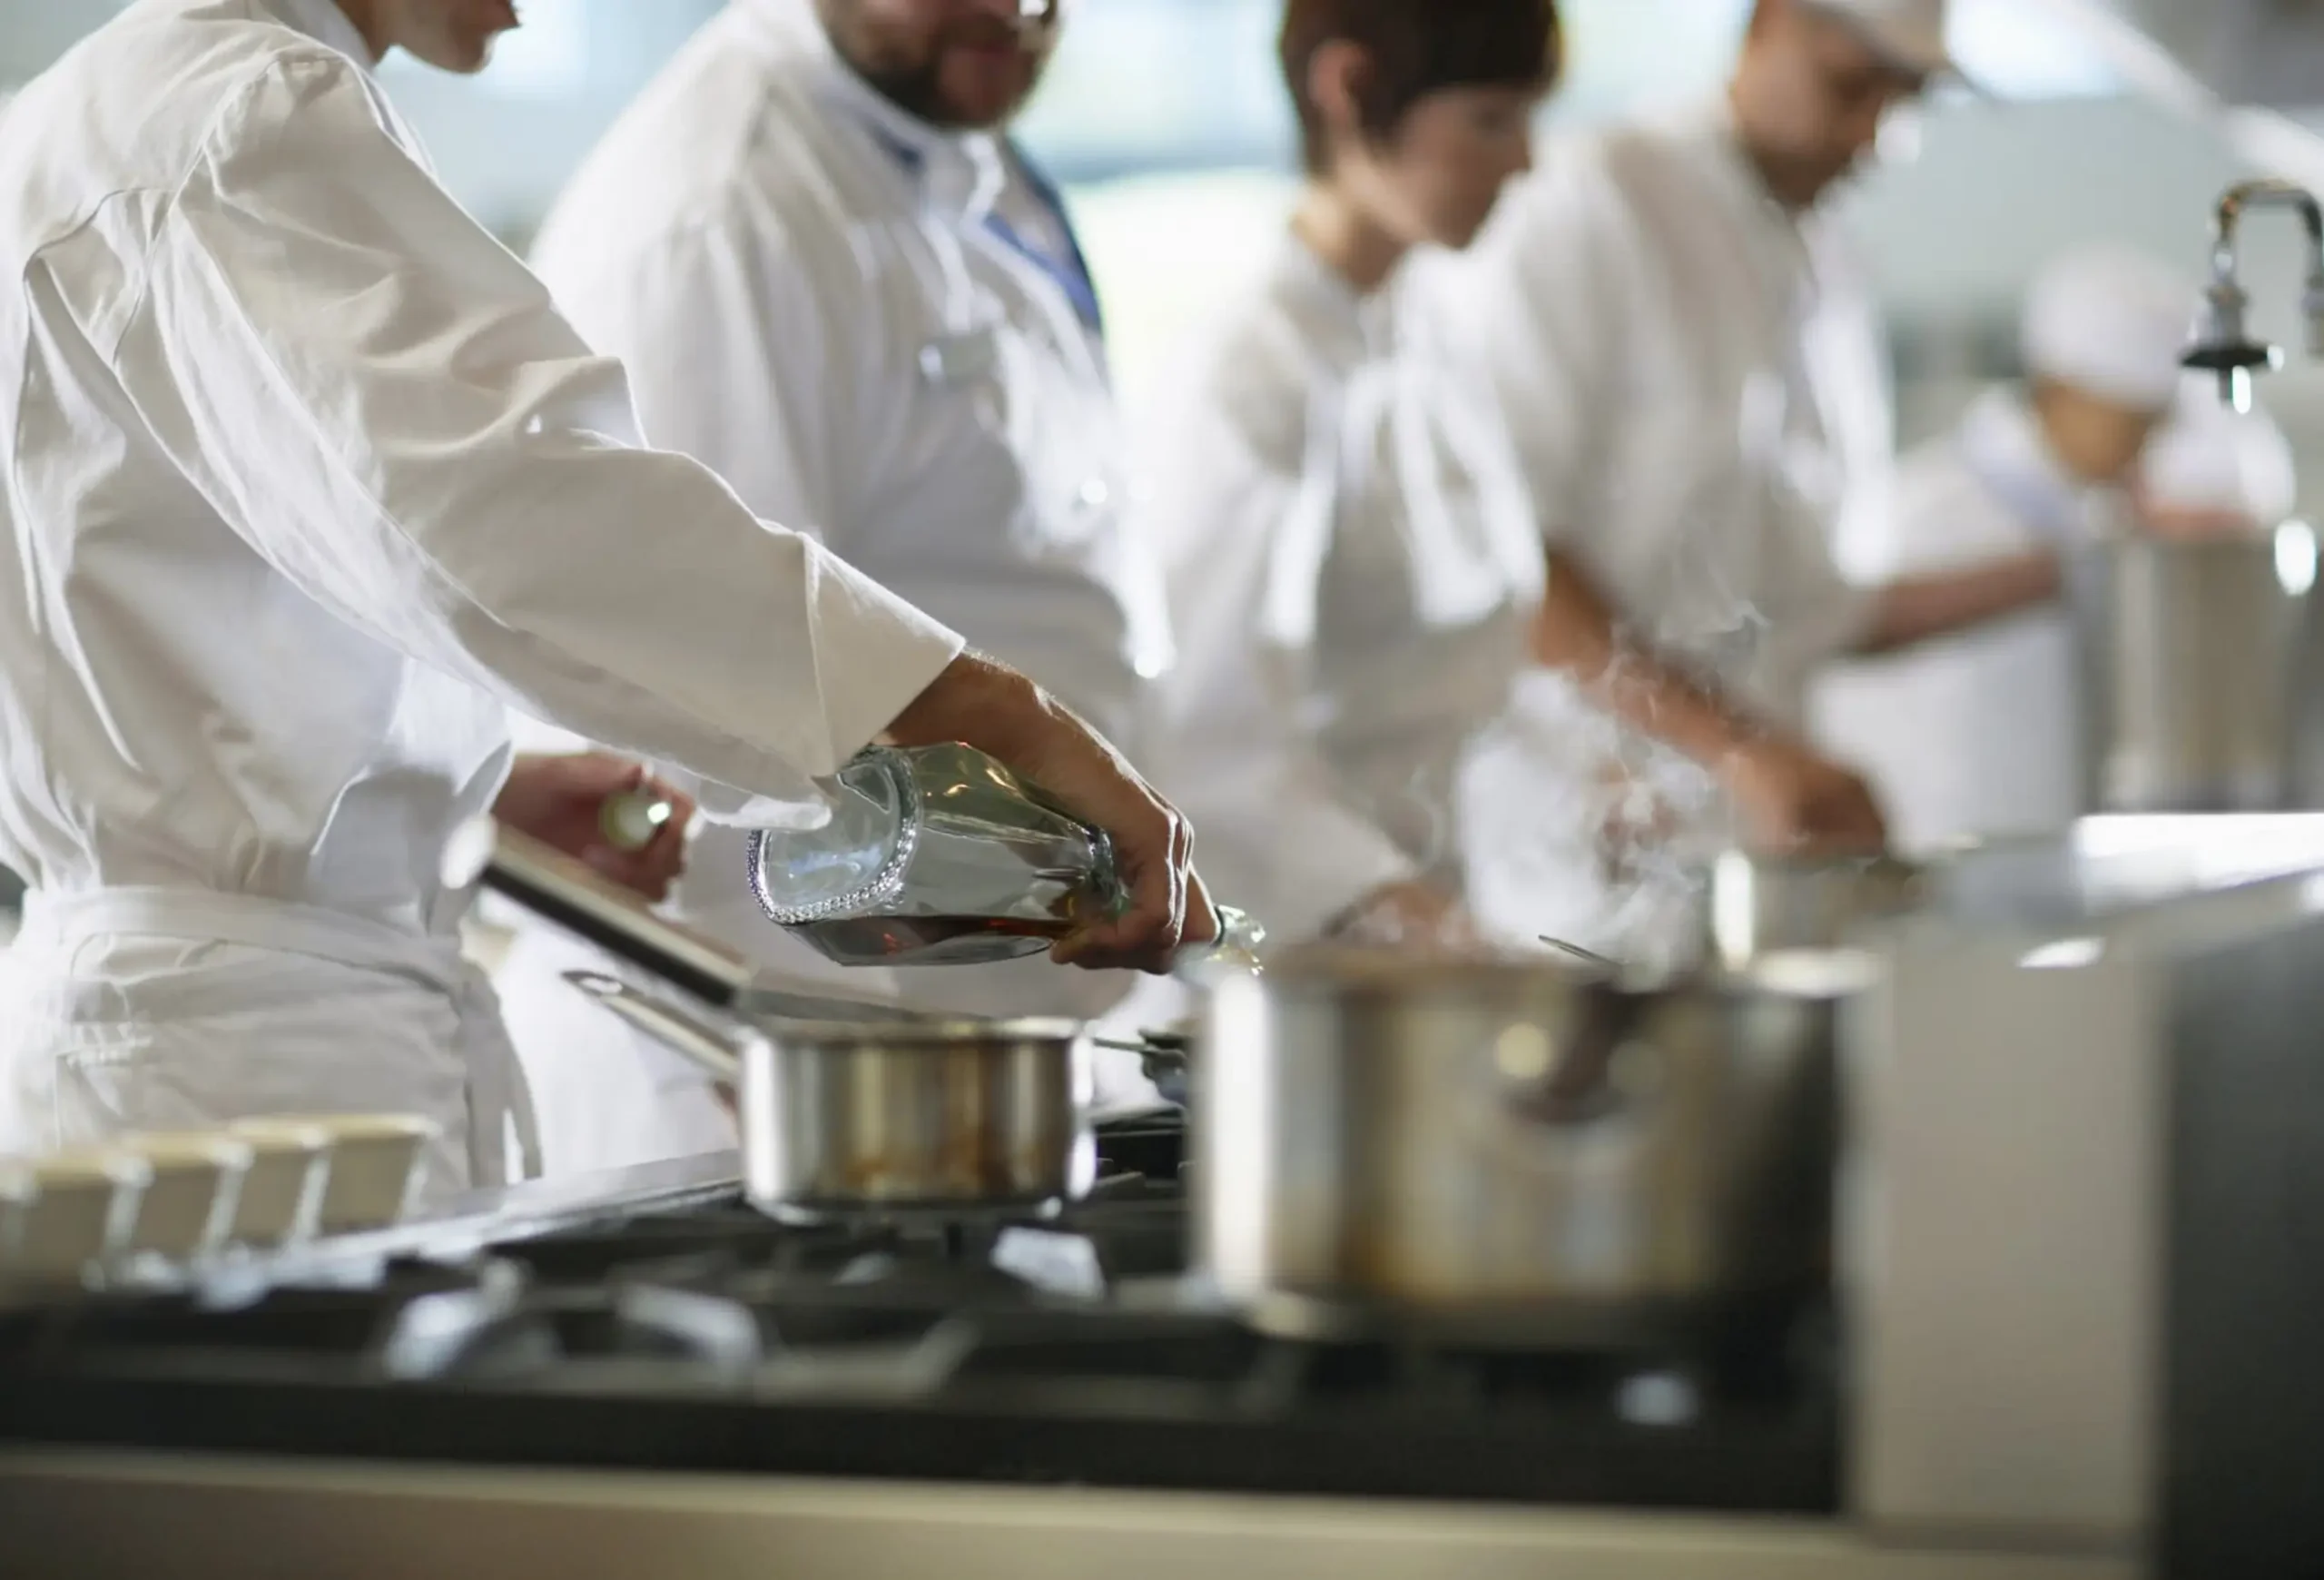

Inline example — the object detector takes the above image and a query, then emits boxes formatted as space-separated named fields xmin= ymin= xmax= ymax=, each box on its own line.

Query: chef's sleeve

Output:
xmin=1441 ymin=162 xmax=1628 ymax=564
xmin=129 ymin=53 xmax=960 ymax=825
xmin=543 ymin=209 xmax=852 ymax=544
xmin=1144 ymin=390 xmax=1422 ymax=943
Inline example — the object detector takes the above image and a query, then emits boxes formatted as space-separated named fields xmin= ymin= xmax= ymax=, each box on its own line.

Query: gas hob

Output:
xmin=0 ymin=1114 xmax=1836 ymax=1515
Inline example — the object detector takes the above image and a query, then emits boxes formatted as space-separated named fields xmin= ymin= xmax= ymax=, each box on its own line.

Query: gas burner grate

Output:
xmin=0 ymin=1107 xmax=1839 ymax=1514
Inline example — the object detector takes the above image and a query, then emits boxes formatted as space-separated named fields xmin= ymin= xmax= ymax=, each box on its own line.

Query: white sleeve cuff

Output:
xmin=685 ymin=538 xmax=965 ymax=830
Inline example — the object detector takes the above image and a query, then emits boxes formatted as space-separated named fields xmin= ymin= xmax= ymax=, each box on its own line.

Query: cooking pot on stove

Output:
xmin=470 ymin=825 xmax=1185 ymax=1221
xmin=1195 ymin=947 xmax=1856 ymax=1346
xmin=563 ymin=974 xmax=1096 ymax=1221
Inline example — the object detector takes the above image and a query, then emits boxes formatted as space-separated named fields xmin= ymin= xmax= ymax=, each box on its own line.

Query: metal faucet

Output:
xmin=2184 ymin=180 xmax=2324 ymax=410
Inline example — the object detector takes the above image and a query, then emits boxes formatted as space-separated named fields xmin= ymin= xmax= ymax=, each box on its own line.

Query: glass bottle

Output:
xmin=746 ymin=743 xmax=1133 ymax=967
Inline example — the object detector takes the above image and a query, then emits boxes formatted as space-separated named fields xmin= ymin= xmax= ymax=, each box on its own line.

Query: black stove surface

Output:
xmin=0 ymin=1116 xmax=1837 ymax=1514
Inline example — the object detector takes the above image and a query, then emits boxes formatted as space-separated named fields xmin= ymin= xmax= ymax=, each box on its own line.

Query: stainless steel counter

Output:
xmin=0 ymin=1144 xmax=2138 ymax=1580
xmin=0 ymin=1130 xmax=2137 ymax=1580
xmin=0 ymin=1450 xmax=2132 ymax=1580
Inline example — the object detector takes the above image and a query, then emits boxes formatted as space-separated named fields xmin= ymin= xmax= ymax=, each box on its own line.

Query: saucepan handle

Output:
xmin=469 ymin=824 xmax=751 ymax=1010
xmin=1485 ymin=987 xmax=1661 ymax=1152
xmin=1088 ymin=1029 xmax=1192 ymax=1108
xmin=560 ymin=970 xmax=753 ymax=1087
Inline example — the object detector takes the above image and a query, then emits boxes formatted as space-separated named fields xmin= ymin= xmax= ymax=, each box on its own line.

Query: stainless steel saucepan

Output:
xmin=474 ymin=825 xmax=1098 ymax=1220
xmin=1195 ymin=947 xmax=1857 ymax=1345
xmin=562 ymin=973 xmax=1095 ymax=1220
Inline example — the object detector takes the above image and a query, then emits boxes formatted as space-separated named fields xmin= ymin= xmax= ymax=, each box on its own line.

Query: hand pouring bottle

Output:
xmin=744 ymin=743 xmax=1139 ymax=967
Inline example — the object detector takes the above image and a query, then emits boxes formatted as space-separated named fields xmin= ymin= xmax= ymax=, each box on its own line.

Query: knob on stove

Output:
xmin=112 ymin=1132 xmax=255 ymax=1263
xmin=234 ymin=1113 xmax=438 ymax=1235
xmin=0 ymin=1149 xmax=152 ymax=1289
xmin=222 ymin=1121 xmax=334 ymax=1249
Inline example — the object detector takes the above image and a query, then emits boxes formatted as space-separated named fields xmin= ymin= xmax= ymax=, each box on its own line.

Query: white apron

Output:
xmin=0 ymin=886 xmax=537 ymax=1207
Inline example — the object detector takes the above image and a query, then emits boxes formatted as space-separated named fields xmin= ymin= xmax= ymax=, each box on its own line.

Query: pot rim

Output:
xmin=761 ymin=1016 xmax=1088 ymax=1050
xmin=1240 ymin=945 xmax=1877 ymax=1002
xmin=1704 ymin=848 xmax=1925 ymax=882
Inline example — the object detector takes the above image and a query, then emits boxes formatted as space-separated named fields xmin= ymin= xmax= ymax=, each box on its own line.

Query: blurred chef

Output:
xmin=0 ymin=0 xmax=1206 ymax=1199
xmin=1815 ymin=245 xmax=2195 ymax=851
xmin=2134 ymin=386 xmax=2299 ymax=543
xmin=1439 ymin=0 xmax=2068 ymax=891
xmin=493 ymin=0 xmax=1180 ymax=1173
xmin=1137 ymin=0 xmax=1561 ymax=947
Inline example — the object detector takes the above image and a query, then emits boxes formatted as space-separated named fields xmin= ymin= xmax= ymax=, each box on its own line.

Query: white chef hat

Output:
xmin=2141 ymin=390 xmax=2299 ymax=524
xmin=2021 ymin=244 xmax=2195 ymax=413
xmin=1803 ymin=0 xmax=1955 ymax=78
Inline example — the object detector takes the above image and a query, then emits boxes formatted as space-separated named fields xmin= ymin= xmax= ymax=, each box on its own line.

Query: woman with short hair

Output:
xmin=1140 ymin=0 xmax=1563 ymax=947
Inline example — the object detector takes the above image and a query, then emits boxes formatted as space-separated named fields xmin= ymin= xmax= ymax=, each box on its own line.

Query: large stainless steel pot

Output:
xmin=2073 ymin=528 xmax=2319 ymax=813
xmin=1195 ymin=951 xmax=1850 ymax=1345
xmin=564 ymin=976 xmax=1094 ymax=1220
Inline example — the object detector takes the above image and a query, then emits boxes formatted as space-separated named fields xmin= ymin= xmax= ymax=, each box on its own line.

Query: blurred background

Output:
xmin=7 ymin=0 xmax=2319 ymax=919
xmin=5 ymin=2 xmax=2324 ymax=473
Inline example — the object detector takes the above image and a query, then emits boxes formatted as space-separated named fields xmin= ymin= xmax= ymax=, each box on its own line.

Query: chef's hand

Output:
xmin=1720 ymin=735 xmax=1888 ymax=855
xmin=885 ymin=652 xmax=1215 ymax=973
xmin=495 ymin=753 xmax=695 ymax=902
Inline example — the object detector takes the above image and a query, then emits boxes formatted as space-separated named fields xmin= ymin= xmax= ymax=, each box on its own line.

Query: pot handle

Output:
xmin=466 ymin=824 xmax=750 ymax=1010
xmin=560 ymin=970 xmax=753 ymax=1087
xmin=1091 ymin=1032 xmax=1192 ymax=1109
xmin=1494 ymin=988 xmax=1659 ymax=1137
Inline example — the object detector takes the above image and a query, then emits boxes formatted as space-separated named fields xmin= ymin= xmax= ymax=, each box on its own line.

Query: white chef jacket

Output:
xmin=494 ymin=0 xmax=1175 ymax=1174
xmin=0 ymin=0 xmax=962 ymax=1199
xmin=1814 ymin=390 xmax=2101 ymax=851
xmin=1433 ymin=100 xmax=1893 ymax=955
xmin=1443 ymin=99 xmax=1889 ymax=727
xmin=1138 ymin=232 xmax=1545 ymax=945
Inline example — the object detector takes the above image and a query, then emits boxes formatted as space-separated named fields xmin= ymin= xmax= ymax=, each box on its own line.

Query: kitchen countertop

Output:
xmin=0 ymin=1450 xmax=2134 ymax=1580
xmin=0 ymin=1102 xmax=2141 ymax=1579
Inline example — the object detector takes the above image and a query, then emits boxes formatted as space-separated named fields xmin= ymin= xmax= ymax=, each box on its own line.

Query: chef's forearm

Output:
xmin=883 ymin=650 xmax=1061 ymax=762
xmin=1854 ymin=550 xmax=2062 ymax=656
xmin=1531 ymin=549 xmax=1771 ymax=769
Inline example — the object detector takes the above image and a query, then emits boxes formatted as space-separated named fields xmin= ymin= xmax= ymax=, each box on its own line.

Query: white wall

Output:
xmin=1837 ymin=93 xmax=2324 ymax=496
xmin=1842 ymin=97 xmax=2240 ymax=321
xmin=0 ymin=0 xmax=120 ymax=74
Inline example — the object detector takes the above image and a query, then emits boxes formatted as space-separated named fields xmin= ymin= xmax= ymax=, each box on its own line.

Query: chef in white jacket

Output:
xmin=2135 ymin=390 xmax=2298 ymax=544
xmin=1438 ymin=0 xmax=2076 ymax=953
xmin=1140 ymin=0 xmax=1561 ymax=947
xmin=0 ymin=0 xmax=1208 ymax=1200
xmin=1815 ymin=246 xmax=2197 ymax=850
xmin=490 ymin=0 xmax=1180 ymax=1175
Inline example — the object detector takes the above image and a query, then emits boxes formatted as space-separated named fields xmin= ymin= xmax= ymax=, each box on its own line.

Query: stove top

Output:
xmin=0 ymin=1116 xmax=1837 ymax=1515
